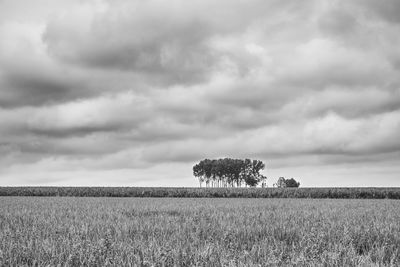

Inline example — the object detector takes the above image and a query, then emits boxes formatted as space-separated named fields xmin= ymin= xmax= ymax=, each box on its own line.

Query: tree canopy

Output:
xmin=193 ymin=158 xmax=267 ymax=187
xmin=274 ymin=177 xmax=300 ymax=188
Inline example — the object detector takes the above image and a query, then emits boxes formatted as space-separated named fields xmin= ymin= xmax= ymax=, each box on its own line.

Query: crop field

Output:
xmin=1 ymin=187 xmax=400 ymax=199
xmin=0 ymin=198 xmax=399 ymax=266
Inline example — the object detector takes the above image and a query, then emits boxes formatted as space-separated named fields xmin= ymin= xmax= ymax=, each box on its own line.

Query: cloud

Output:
xmin=0 ymin=0 xmax=399 ymax=186
xmin=356 ymin=0 xmax=400 ymax=23
xmin=0 ymin=21 xmax=89 ymax=107
xmin=318 ymin=8 xmax=358 ymax=37
xmin=42 ymin=0 xmax=313 ymax=84
xmin=26 ymin=92 xmax=150 ymax=136
xmin=282 ymin=87 xmax=400 ymax=119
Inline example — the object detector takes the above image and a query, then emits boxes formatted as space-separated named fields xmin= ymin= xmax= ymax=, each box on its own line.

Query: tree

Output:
xmin=241 ymin=159 xmax=253 ymax=187
xmin=251 ymin=159 xmax=265 ymax=186
xmin=192 ymin=158 xmax=267 ymax=187
xmin=285 ymin=178 xmax=300 ymax=188
xmin=274 ymin=177 xmax=300 ymax=188
xmin=192 ymin=163 xmax=204 ymax=187
xmin=275 ymin=177 xmax=287 ymax=188
xmin=244 ymin=175 xmax=258 ymax=187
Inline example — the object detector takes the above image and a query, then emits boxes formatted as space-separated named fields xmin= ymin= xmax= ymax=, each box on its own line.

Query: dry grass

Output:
xmin=0 ymin=197 xmax=399 ymax=266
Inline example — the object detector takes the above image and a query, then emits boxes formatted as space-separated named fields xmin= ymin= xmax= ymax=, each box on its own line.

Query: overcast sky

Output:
xmin=1 ymin=0 xmax=399 ymax=187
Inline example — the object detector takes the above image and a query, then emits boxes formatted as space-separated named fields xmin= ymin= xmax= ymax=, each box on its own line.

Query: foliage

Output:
xmin=285 ymin=178 xmax=300 ymax=188
xmin=275 ymin=177 xmax=300 ymax=188
xmin=0 ymin=197 xmax=399 ymax=266
xmin=276 ymin=177 xmax=287 ymax=188
xmin=193 ymin=158 xmax=267 ymax=187
xmin=1 ymin=187 xmax=400 ymax=199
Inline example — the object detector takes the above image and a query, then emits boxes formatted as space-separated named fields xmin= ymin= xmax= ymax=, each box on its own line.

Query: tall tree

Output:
xmin=192 ymin=163 xmax=204 ymax=187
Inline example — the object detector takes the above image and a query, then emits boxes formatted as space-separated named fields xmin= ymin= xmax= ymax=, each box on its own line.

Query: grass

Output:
xmin=0 ymin=197 xmax=399 ymax=266
xmin=1 ymin=186 xmax=400 ymax=199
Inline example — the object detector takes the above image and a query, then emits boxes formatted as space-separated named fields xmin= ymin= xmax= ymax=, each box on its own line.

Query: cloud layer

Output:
xmin=1 ymin=0 xmax=400 ymax=186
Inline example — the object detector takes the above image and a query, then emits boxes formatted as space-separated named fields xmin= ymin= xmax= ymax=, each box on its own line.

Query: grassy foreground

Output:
xmin=1 ymin=186 xmax=400 ymax=199
xmin=0 ymin=197 xmax=399 ymax=266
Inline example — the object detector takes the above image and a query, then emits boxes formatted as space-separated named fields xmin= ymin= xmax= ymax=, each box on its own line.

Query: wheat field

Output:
xmin=0 ymin=197 xmax=399 ymax=266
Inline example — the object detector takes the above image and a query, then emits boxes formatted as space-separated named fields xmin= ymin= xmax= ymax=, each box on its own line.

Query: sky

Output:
xmin=0 ymin=0 xmax=400 ymax=187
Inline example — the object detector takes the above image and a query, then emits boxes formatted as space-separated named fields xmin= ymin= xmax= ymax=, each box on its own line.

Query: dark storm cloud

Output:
xmin=0 ymin=0 xmax=400 ymax=186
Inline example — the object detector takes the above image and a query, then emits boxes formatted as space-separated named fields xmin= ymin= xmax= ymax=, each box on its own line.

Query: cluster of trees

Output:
xmin=193 ymin=158 xmax=267 ymax=187
xmin=274 ymin=177 xmax=300 ymax=188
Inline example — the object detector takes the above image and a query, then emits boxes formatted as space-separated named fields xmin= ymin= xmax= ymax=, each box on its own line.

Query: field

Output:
xmin=1 ymin=197 xmax=399 ymax=266
xmin=1 ymin=186 xmax=400 ymax=199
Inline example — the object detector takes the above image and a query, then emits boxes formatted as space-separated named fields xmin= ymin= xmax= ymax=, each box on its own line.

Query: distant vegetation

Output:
xmin=1 ymin=197 xmax=399 ymax=266
xmin=192 ymin=158 xmax=301 ymax=189
xmin=193 ymin=158 xmax=267 ymax=187
xmin=1 ymin=187 xmax=400 ymax=199
xmin=274 ymin=177 xmax=301 ymax=188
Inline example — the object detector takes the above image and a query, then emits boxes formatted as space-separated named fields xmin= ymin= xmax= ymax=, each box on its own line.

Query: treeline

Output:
xmin=1 ymin=187 xmax=400 ymax=199
xmin=193 ymin=158 xmax=267 ymax=187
